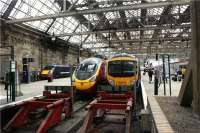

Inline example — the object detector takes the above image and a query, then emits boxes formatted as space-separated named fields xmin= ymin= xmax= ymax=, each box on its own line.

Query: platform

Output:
xmin=142 ymin=75 xmax=200 ymax=133
xmin=0 ymin=78 xmax=71 ymax=106
xmin=1 ymin=75 xmax=199 ymax=133
xmin=156 ymin=96 xmax=200 ymax=133
xmin=142 ymin=74 xmax=182 ymax=96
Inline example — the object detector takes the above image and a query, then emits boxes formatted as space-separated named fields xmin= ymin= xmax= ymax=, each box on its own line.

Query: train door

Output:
xmin=53 ymin=66 xmax=59 ymax=78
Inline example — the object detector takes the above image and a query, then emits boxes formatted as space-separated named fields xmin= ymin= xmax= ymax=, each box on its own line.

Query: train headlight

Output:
xmin=71 ymin=75 xmax=76 ymax=82
xmin=89 ymin=75 xmax=96 ymax=82
xmin=108 ymin=80 xmax=115 ymax=86
xmin=130 ymin=80 xmax=135 ymax=85
xmin=72 ymin=75 xmax=75 ymax=82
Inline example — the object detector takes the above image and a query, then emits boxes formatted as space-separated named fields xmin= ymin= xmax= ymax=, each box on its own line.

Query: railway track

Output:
xmin=2 ymin=85 xmax=92 ymax=133
xmin=49 ymin=100 xmax=90 ymax=133
xmin=7 ymin=99 xmax=91 ymax=133
xmin=2 ymin=85 xmax=143 ymax=133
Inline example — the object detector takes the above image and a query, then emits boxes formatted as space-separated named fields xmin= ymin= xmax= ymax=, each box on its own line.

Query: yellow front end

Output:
xmin=72 ymin=79 xmax=96 ymax=91
xmin=106 ymin=56 xmax=139 ymax=88
xmin=72 ymin=60 xmax=102 ymax=92
xmin=107 ymin=75 xmax=137 ymax=87
xmin=41 ymin=70 xmax=49 ymax=75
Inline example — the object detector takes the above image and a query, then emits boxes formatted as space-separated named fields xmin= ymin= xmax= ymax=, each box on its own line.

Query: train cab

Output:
xmin=40 ymin=65 xmax=71 ymax=81
xmin=72 ymin=57 xmax=105 ymax=92
xmin=106 ymin=55 xmax=139 ymax=88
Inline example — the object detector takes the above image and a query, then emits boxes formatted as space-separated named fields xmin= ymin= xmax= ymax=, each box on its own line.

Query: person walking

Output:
xmin=148 ymin=68 xmax=153 ymax=83
xmin=154 ymin=66 xmax=160 ymax=95
xmin=4 ymin=71 xmax=10 ymax=90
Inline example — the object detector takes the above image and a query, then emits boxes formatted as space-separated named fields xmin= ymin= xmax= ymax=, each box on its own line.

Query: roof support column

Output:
xmin=62 ymin=45 xmax=69 ymax=64
xmin=191 ymin=0 xmax=200 ymax=117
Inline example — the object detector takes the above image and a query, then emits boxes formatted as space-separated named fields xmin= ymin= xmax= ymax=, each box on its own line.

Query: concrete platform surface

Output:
xmin=156 ymin=96 xmax=200 ymax=133
xmin=0 ymin=78 xmax=71 ymax=106
xmin=142 ymin=74 xmax=182 ymax=96
xmin=142 ymin=74 xmax=200 ymax=133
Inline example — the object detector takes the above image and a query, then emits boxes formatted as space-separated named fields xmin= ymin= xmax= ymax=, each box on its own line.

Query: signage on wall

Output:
xmin=22 ymin=58 xmax=34 ymax=64
xmin=11 ymin=61 xmax=16 ymax=72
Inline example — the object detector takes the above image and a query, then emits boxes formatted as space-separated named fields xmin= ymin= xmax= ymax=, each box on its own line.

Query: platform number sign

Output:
xmin=11 ymin=61 xmax=16 ymax=72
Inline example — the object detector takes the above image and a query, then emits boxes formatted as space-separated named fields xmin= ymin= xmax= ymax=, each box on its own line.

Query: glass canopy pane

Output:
xmin=1 ymin=0 xmax=191 ymax=56
xmin=147 ymin=7 xmax=164 ymax=16
xmin=0 ymin=0 xmax=12 ymax=15
xmin=126 ymin=10 xmax=141 ymax=18
xmin=8 ymin=0 xmax=61 ymax=31
xmin=48 ymin=17 xmax=79 ymax=34
xmin=105 ymin=11 xmax=120 ymax=20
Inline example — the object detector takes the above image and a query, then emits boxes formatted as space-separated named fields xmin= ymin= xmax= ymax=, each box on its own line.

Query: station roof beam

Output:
xmin=6 ymin=0 xmax=190 ymax=24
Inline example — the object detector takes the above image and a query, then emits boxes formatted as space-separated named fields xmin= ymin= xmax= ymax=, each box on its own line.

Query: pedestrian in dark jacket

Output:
xmin=148 ymin=69 xmax=153 ymax=83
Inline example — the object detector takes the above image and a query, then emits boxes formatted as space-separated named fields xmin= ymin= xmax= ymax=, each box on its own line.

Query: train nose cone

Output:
xmin=75 ymin=80 xmax=96 ymax=91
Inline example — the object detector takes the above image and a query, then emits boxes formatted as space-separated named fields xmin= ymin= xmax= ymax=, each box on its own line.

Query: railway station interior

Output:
xmin=0 ymin=0 xmax=200 ymax=133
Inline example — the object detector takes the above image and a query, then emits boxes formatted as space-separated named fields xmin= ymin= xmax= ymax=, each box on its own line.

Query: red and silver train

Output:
xmin=72 ymin=57 xmax=106 ymax=93
xmin=72 ymin=55 xmax=140 ymax=93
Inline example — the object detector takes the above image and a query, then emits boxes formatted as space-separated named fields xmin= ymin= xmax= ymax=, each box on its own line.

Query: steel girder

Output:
xmin=80 ymin=37 xmax=191 ymax=45
xmin=86 ymin=0 xmax=121 ymax=46
xmin=6 ymin=0 xmax=190 ymax=24
xmin=97 ymin=47 xmax=191 ymax=54
xmin=55 ymin=24 xmax=191 ymax=37
xmin=2 ymin=0 xmax=18 ymax=19
xmin=55 ymin=0 xmax=109 ymax=45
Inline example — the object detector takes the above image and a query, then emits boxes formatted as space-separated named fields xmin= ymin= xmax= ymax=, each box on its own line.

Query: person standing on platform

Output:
xmin=181 ymin=67 xmax=186 ymax=79
xmin=148 ymin=64 xmax=153 ymax=83
xmin=154 ymin=66 xmax=160 ymax=95
xmin=177 ymin=68 xmax=182 ymax=81
xmin=4 ymin=71 xmax=10 ymax=90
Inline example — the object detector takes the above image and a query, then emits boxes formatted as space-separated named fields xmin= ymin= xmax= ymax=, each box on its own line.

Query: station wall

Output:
xmin=0 ymin=22 xmax=90 ymax=72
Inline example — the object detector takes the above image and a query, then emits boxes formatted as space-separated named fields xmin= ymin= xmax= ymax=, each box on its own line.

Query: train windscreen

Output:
xmin=108 ymin=60 xmax=137 ymax=77
xmin=75 ymin=60 xmax=99 ymax=80
xmin=43 ymin=65 xmax=54 ymax=70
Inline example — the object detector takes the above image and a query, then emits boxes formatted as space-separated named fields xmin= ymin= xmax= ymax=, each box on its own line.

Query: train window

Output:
xmin=75 ymin=62 xmax=98 ymax=80
xmin=78 ymin=64 xmax=96 ymax=72
xmin=44 ymin=65 xmax=54 ymax=70
xmin=108 ymin=60 xmax=137 ymax=77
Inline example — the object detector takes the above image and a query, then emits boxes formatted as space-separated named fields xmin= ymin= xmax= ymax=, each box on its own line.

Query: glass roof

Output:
xmin=48 ymin=17 xmax=79 ymax=34
xmin=126 ymin=10 xmax=141 ymax=18
xmin=8 ymin=0 xmax=61 ymax=32
xmin=0 ymin=0 xmax=191 ymax=55
xmin=105 ymin=11 xmax=120 ymax=20
xmin=0 ymin=0 xmax=11 ymax=15
xmin=147 ymin=7 xmax=164 ymax=21
xmin=2 ymin=0 xmax=87 ymax=44
xmin=9 ymin=0 xmax=60 ymax=19
xmin=69 ymin=24 xmax=88 ymax=43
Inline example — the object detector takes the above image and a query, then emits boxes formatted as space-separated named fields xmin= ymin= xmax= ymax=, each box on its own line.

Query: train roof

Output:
xmin=110 ymin=54 xmax=137 ymax=60
xmin=80 ymin=57 xmax=102 ymax=64
xmin=44 ymin=64 xmax=70 ymax=67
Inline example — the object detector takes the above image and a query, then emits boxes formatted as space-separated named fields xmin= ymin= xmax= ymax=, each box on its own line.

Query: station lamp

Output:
xmin=51 ymin=37 xmax=56 ymax=41
xmin=51 ymin=32 xmax=56 ymax=41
